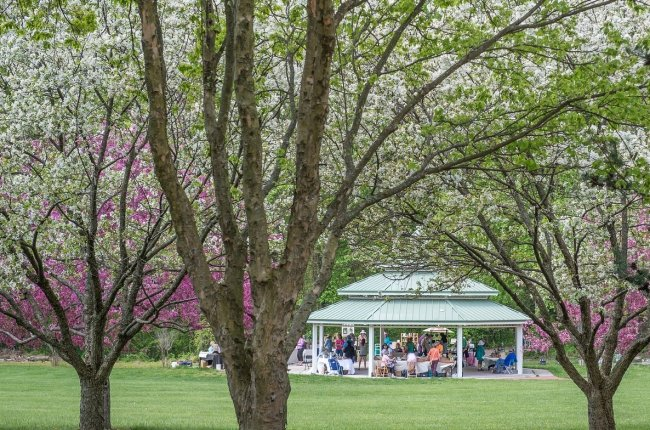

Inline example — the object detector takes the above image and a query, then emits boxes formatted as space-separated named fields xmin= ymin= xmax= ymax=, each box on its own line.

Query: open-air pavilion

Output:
xmin=307 ymin=271 xmax=531 ymax=377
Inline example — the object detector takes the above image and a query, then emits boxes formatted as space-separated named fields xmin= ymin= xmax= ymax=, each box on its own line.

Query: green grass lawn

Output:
xmin=0 ymin=362 xmax=648 ymax=429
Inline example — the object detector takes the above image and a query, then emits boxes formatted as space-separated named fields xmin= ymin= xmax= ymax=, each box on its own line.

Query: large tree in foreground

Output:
xmin=137 ymin=0 xmax=645 ymax=428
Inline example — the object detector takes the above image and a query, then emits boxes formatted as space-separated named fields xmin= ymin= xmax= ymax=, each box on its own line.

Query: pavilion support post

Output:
xmin=515 ymin=325 xmax=523 ymax=375
xmin=456 ymin=326 xmax=463 ymax=378
xmin=368 ymin=325 xmax=374 ymax=377
xmin=318 ymin=324 xmax=324 ymax=356
xmin=311 ymin=323 xmax=318 ymax=373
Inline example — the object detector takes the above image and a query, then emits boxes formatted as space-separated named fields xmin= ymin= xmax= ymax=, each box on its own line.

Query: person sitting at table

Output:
xmin=427 ymin=342 xmax=441 ymax=376
xmin=394 ymin=342 xmax=403 ymax=353
xmin=405 ymin=337 xmax=417 ymax=374
xmin=381 ymin=351 xmax=396 ymax=376
xmin=504 ymin=349 xmax=517 ymax=366
xmin=204 ymin=342 xmax=222 ymax=368
xmin=380 ymin=343 xmax=390 ymax=356
xmin=486 ymin=351 xmax=502 ymax=371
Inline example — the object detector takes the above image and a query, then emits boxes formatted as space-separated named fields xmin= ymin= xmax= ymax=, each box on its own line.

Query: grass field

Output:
xmin=0 ymin=362 xmax=648 ymax=429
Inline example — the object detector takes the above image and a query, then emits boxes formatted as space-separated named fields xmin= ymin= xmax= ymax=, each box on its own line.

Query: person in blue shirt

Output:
xmin=383 ymin=332 xmax=391 ymax=346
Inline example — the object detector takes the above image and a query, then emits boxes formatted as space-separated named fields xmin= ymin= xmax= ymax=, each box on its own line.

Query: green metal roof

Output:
xmin=307 ymin=298 xmax=530 ymax=326
xmin=338 ymin=271 xmax=498 ymax=298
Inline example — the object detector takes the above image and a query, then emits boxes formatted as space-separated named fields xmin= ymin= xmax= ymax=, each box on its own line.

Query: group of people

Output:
xmin=461 ymin=338 xmax=518 ymax=372
xmin=417 ymin=332 xmax=449 ymax=358
xmin=319 ymin=330 xmax=370 ymax=369
xmin=379 ymin=336 xmax=417 ymax=375
xmin=298 ymin=329 xmax=516 ymax=375
xmin=461 ymin=337 xmax=487 ymax=370
xmin=378 ymin=335 xmax=450 ymax=377
xmin=317 ymin=330 xmax=453 ymax=375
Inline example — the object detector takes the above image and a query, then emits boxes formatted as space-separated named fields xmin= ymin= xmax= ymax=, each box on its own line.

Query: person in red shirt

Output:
xmin=427 ymin=342 xmax=441 ymax=376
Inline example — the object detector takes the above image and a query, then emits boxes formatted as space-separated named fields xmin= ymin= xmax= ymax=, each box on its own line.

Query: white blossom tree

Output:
xmin=369 ymin=96 xmax=650 ymax=429
xmin=0 ymin=3 xmax=207 ymax=429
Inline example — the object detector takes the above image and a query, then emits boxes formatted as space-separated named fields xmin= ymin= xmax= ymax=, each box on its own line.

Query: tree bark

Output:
xmin=229 ymin=347 xmax=291 ymax=430
xmin=79 ymin=376 xmax=109 ymax=430
xmin=587 ymin=386 xmax=616 ymax=430
xmin=103 ymin=379 xmax=111 ymax=430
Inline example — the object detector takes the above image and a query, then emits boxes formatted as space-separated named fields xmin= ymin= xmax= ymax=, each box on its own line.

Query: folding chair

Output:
xmin=328 ymin=357 xmax=343 ymax=375
xmin=303 ymin=351 xmax=312 ymax=370
xmin=493 ymin=359 xmax=507 ymax=374
xmin=407 ymin=361 xmax=417 ymax=377
xmin=503 ymin=352 xmax=517 ymax=374
xmin=375 ymin=364 xmax=389 ymax=377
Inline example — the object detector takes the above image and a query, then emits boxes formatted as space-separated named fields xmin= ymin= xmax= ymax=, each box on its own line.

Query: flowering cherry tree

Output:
xmin=0 ymin=3 xmax=210 ymax=429
xmin=0 ymin=126 xmax=209 ymax=429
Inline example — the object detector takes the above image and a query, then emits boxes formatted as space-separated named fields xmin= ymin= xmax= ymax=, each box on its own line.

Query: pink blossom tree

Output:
xmin=525 ymin=290 xmax=647 ymax=355
xmin=0 ymin=4 xmax=224 ymax=427
xmin=0 ymin=125 xmax=211 ymax=429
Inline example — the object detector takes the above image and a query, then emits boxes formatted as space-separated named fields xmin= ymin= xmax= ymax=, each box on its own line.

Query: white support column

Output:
xmin=516 ymin=325 xmax=524 ymax=375
xmin=368 ymin=325 xmax=375 ymax=377
xmin=456 ymin=326 xmax=463 ymax=378
xmin=318 ymin=324 xmax=324 ymax=356
xmin=311 ymin=324 xmax=318 ymax=374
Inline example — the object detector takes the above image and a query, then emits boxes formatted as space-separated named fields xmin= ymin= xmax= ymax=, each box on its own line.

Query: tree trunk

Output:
xmin=228 ymin=349 xmax=291 ymax=430
xmin=587 ymin=386 xmax=616 ymax=430
xmin=79 ymin=376 xmax=110 ymax=430
xmin=49 ymin=348 xmax=61 ymax=367
xmin=103 ymin=379 xmax=111 ymax=430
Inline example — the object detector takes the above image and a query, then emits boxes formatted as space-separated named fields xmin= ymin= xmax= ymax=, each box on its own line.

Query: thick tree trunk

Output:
xmin=232 ymin=352 xmax=291 ymax=430
xmin=79 ymin=376 xmax=110 ymax=430
xmin=587 ymin=387 xmax=616 ymax=430
xmin=103 ymin=379 xmax=111 ymax=430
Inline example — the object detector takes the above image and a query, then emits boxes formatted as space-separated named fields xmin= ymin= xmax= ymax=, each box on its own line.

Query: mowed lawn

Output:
xmin=0 ymin=363 xmax=648 ymax=430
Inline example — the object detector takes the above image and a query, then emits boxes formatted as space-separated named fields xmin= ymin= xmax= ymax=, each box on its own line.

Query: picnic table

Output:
xmin=482 ymin=355 xmax=501 ymax=366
